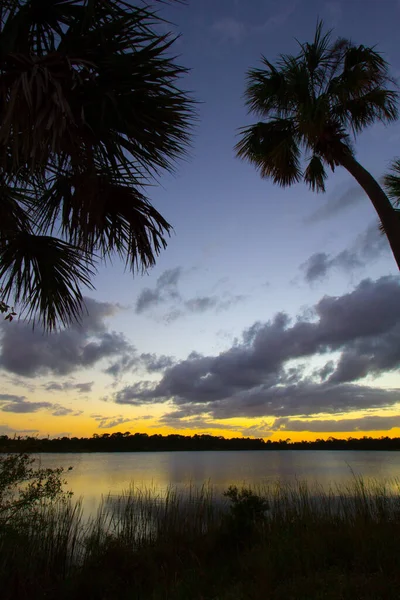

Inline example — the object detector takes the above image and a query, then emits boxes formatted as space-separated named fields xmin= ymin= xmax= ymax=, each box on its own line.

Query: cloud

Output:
xmin=97 ymin=417 xmax=133 ymax=429
xmin=0 ymin=393 xmax=26 ymax=402
xmin=91 ymin=413 xmax=153 ymax=430
xmin=184 ymin=296 xmax=219 ymax=313
xmin=305 ymin=185 xmax=366 ymax=224
xmin=253 ymin=2 xmax=297 ymax=33
xmin=211 ymin=4 xmax=296 ymax=44
xmin=0 ymin=394 xmax=82 ymax=415
xmin=302 ymin=223 xmax=389 ymax=283
xmin=210 ymin=383 xmax=400 ymax=420
xmin=211 ymin=17 xmax=246 ymax=44
xmin=0 ymin=394 xmax=52 ymax=413
xmin=113 ymin=276 xmax=400 ymax=420
xmin=185 ymin=294 xmax=245 ymax=315
xmin=114 ymin=382 xmax=158 ymax=406
xmin=51 ymin=405 xmax=83 ymax=417
xmin=0 ymin=297 xmax=136 ymax=378
xmin=158 ymin=414 xmax=244 ymax=433
xmin=136 ymin=268 xmax=182 ymax=314
xmin=273 ymin=414 xmax=400 ymax=433
xmin=44 ymin=381 xmax=94 ymax=394
xmin=135 ymin=267 xmax=244 ymax=321
xmin=140 ymin=353 xmax=175 ymax=372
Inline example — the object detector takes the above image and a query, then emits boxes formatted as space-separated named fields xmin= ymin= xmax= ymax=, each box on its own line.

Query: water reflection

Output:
xmin=36 ymin=450 xmax=400 ymax=517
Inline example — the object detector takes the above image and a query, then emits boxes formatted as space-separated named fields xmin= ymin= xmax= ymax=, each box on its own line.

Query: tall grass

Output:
xmin=2 ymin=477 xmax=400 ymax=599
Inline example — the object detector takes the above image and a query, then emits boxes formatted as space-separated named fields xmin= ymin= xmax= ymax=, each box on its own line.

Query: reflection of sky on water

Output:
xmin=36 ymin=451 xmax=400 ymax=517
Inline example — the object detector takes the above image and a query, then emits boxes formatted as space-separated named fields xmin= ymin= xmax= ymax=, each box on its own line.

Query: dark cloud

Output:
xmin=51 ymin=405 xmax=82 ymax=417
xmin=113 ymin=276 xmax=400 ymax=420
xmin=135 ymin=267 xmax=244 ymax=320
xmin=302 ymin=252 xmax=331 ymax=283
xmin=158 ymin=414 xmax=242 ymax=432
xmin=305 ymin=185 xmax=366 ymax=224
xmin=0 ymin=393 xmax=26 ymax=402
xmin=135 ymin=288 xmax=163 ymax=314
xmin=302 ymin=224 xmax=388 ymax=283
xmin=91 ymin=413 xmax=153 ymax=429
xmin=114 ymin=381 xmax=159 ymax=406
xmin=140 ymin=353 xmax=175 ymax=372
xmin=97 ymin=417 xmax=133 ymax=429
xmin=210 ymin=382 xmax=400 ymax=419
xmin=184 ymin=296 xmax=219 ymax=313
xmin=0 ymin=298 xmax=136 ymax=378
xmin=2 ymin=401 xmax=52 ymax=413
xmin=273 ymin=415 xmax=400 ymax=432
xmin=185 ymin=295 xmax=245 ymax=315
xmin=44 ymin=381 xmax=93 ymax=394
xmin=0 ymin=394 xmax=81 ymax=415
xmin=135 ymin=268 xmax=182 ymax=314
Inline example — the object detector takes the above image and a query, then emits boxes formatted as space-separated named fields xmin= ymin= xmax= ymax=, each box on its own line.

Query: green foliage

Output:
xmin=236 ymin=21 xmax=398 ymax=190
xmin=0 ymin=453 xmax=72 ymax=526
xmin=0 ymin=0 xmax=194 ymax=330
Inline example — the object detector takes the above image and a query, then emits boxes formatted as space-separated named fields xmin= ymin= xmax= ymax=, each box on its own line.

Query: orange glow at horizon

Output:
xmin=3 ymin=410 xmax=400 ymax=443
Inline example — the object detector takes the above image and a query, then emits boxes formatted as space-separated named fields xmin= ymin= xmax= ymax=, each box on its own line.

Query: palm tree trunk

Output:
xmin=339 ymin=154 xmax=400 ymax=270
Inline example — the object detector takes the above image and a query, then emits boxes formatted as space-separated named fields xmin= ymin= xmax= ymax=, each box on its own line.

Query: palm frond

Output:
xmin=245 ymin=61 xmax=289 ymax=118
xmin=236 ymin=119 xmax=302 ymax=186
xmin=0 ymin=233 xmax=95 ymax=330
xmin=333 ymin=89 xmax=398 ymax=133
xmin=0 ymin=177 xmax=33 ymax=239
xmin=383 ymin=158 xmax=400 ymax=207
xmin=304 ymin=154 xmax=327 ymax=192
xmin=33 ymin=171 xmax=172 ymax=272
xmin=0 ymin=0 xmax=194 ymax=329
xmin=297 ymin=20 xmax=334 ymax=91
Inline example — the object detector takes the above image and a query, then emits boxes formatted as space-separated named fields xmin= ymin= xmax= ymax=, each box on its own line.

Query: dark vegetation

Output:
xmin=0 ymin=0 xmax=194 ymax=330
xmin=2 ymin=453 xmax=400 ymax=600
xmin=2 ymin=432 xmax=400 ymax=452
xmin=236 ymin=21 xmax=400 ymax=268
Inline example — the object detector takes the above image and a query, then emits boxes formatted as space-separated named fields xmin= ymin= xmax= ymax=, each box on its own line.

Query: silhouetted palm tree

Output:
xmin=0 ymin=0 xmax=194 ymax=329
xmin=236 ymin=22 xmax=400 ymax=269
xmin=384 ymin=159 xmax=400 ymax=205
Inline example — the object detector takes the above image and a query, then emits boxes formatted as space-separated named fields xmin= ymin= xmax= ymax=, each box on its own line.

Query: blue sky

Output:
xmin=1 ymin=0 xmax=400 ymax=439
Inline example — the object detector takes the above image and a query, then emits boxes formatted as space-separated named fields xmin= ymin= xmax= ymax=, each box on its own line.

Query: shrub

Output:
xmin=0 ymin=453 xmax=72 ymax=526
xmin=224 ymin=485 xmax=269 ymax=527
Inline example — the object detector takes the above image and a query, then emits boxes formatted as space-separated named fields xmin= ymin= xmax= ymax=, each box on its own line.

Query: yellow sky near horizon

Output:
xmin=4 ymin=409 xmax=400 ymax=442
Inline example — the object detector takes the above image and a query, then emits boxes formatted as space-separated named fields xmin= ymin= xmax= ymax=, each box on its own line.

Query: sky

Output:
xmin=2 ymin=0 xmax=400 ymax=442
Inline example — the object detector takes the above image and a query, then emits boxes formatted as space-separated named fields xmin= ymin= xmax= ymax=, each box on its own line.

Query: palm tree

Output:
xmin=0 ymin=0 xmax=194 ymax=330
xmin=236 ymin=22 xmax=400 ymax=269
xmin=384 ymin=159 xmax=400 ymax=205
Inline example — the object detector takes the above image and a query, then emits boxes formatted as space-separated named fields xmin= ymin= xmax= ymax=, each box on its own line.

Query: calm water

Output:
xmin=36 ymin=451 xmax=400 ymax=516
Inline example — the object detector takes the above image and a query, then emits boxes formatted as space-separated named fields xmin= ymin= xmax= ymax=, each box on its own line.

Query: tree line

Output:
xmin=2 ymin=432 xmax=400 ymax=452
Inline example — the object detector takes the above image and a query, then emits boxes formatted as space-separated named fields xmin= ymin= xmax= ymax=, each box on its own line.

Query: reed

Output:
xmin=2 ymin=477 xmax=400 ymax=599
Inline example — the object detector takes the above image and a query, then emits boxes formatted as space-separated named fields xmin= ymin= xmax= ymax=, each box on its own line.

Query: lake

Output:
xmin=36 ymin=450 xmax=400 ymax=517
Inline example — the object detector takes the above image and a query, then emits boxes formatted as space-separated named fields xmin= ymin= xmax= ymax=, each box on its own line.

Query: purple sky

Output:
xmin=1 ymin=0 xmax=400 ymax=439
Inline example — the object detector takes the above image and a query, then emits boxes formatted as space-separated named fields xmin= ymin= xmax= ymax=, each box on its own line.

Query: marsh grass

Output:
xmin=2 ymin=477 xmax=400 ymax=599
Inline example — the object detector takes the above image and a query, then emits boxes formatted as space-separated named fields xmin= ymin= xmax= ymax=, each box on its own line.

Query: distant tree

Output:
xmin=0 ymin=0 xmax=194 ymax=330
xmin=236 ymin=22 xmax=400 ymax=269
